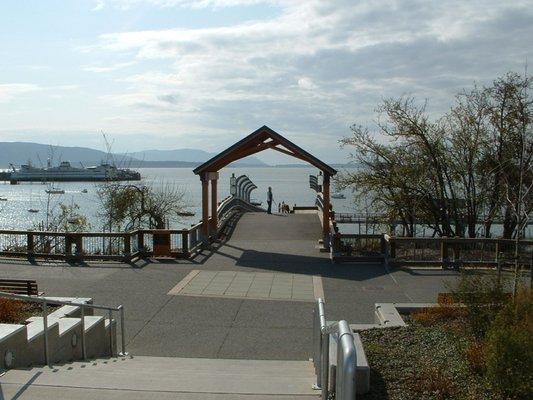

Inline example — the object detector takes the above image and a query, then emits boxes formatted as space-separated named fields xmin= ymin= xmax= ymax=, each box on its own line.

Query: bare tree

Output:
xmin=96 ymin=181 xmax=187 ymax=231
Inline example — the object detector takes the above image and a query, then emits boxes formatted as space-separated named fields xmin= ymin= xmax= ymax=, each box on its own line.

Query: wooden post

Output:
xmin=440 ymin=239 xmax=448 ymax=267
xmin=124 ymin=234 xmax=131 ymax=259
xmin=137 ymin=231 xmax=144 ymax=254
xmin=201 ymin=176 xmax=209 ymax=239
xmin=211 ymin=178 xmax=218 ymax=233
xmin=182 ymin=231 xmax=189 ymax=256
xmin=27 ymin=233 xmax=34 ymax=257
xmin=75 ymin=234 xmax=83 ymax=257
xmin=322 ymin=173 xmax=331 ymax=243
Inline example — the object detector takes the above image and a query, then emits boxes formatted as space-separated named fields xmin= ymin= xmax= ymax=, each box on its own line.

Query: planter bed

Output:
xmin=358 ymin=311 xmax=517 ymax=400
xmin=0 ymin=299 xmax=59 ymax=324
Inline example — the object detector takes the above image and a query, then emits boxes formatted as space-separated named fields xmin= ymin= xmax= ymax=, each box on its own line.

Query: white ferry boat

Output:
xmin=9 ymin=161 xmax=141 ymax=184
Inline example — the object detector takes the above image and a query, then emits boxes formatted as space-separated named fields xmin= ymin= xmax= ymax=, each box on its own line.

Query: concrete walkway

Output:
xmin=0 ymin=212 xmax=455 ymax=360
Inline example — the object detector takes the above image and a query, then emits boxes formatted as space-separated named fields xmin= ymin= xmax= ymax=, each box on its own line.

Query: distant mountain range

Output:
xmin=0 ymin=142 xmax=267 ymax=168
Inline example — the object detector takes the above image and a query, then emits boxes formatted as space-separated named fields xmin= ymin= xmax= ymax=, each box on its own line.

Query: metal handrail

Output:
xmin=0 ymin=291 xmax=127 ymax=366
xmin=313 ymin=298 xmax=356 ymax=400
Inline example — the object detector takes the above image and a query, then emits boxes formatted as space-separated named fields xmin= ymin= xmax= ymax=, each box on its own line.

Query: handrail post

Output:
xmin=321 ymin=331 xmax=330 ymax=400
xmin=119 ymin=305 xmax=127 ymax=356
xmin=108 ymin=309 xmax=114 ymax=356
xmin=43 ymin=300 xmax=50 ymax=366
xmin=80 ymin=304 xmax=86 ymax=360
xmin=336 ymin=320 xmax=356 ymax=400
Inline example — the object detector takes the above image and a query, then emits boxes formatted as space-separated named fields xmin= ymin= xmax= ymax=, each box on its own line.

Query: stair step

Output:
xmin=26 ymin=319 xmax=59 ymax=342
xmin=83 ymin=316 xmax=105 ymax=332
xmin=26 ymin=315 xmax=103 ymax=335
xmin=56 ymin=318 xmax=81 ymax=336
xmin=0 ymin=356 xmax=318 ymax=397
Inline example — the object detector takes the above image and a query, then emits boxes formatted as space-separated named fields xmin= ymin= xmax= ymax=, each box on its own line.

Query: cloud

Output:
xmin=92 ymin=0 xmax=281 ymax=10
xmin=83 ymin=61 xmax=136 ymax=73
xmin=0 ymin=84 xmax=41 ymax=103
xmin=81 ymin=0 xmax=533 ymax=159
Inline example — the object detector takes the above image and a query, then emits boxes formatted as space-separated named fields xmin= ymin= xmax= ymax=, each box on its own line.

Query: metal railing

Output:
xmin=0 ymin=291 xmax=127 ymax=366
xmin=313 ymin=298 xmax=356 ymax=400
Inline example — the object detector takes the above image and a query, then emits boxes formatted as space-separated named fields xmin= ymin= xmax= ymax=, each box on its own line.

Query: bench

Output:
xmin=0 ymin=279 xmax=42 ymax=296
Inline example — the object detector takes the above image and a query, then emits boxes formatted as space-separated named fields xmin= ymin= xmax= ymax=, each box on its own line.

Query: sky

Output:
xmin=1 ymin=0 xmax=532 ymax=164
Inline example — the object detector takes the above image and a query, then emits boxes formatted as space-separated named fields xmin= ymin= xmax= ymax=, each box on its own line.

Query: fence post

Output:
xmin=182 ymin=231 xmax=189 ymax=257
xmin=495 ymin=241 xmax=499 ymax=263
xmin=124 ymin=234 xmax=131 ymax=260
xmin=65 ymin=234 xmax=72 ymax=259
xmin=390 ymin=239 xmax=396 ymax=259
xmin=137 ymin=232 xmax=144 ymax=256
xmin=453 ymin=238 xmax=460 ymax=264
xmin=27 ymin=232 xmax=34 ymax=258
xmin=75 ymin=234 xmax=83 ymax=259
xmin=440 ymin=240 xmax=448 ymax=267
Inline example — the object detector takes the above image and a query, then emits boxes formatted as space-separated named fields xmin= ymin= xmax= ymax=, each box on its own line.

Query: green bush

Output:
xmin=484 ymin=290 xmax=532 ymax=399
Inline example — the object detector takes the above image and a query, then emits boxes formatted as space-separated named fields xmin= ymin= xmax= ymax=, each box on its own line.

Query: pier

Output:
xmin=0 ymin=126 xmax=531 ymax=399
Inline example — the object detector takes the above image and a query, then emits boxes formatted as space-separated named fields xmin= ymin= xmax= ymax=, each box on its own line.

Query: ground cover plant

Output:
xmin=0 ymin=298 xmax=58 ymax=324
xmin=359 ymin=272 xmax=532 ymax=400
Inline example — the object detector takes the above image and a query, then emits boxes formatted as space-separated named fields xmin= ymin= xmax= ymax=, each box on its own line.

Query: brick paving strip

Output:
xmin=167 ymin=270 xmax=323 ymax=302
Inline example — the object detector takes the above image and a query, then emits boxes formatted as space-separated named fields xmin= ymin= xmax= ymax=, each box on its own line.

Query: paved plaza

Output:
xmin=0 ymin=212 xmax=455 ymax=360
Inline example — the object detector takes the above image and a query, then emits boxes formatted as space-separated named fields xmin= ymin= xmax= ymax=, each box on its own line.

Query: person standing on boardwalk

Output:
xmin=267 ymin=187 xmax=273 ymax=214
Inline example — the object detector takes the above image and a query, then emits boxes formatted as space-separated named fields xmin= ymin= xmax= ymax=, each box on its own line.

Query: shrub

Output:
xmin=465 ymin=341 xmax=486 ymax=374
xmin=484 ymin=289 xmax=532 ymax=399
xmin=451 ymin=271 xmax=509 ymax=340
xmin=0 ymin=298 xmax=25 ymax=323
xmin=412 ymin=296 xmax=463 ymax=326
xmin=413 ymin=365 xmax=456 ymax=400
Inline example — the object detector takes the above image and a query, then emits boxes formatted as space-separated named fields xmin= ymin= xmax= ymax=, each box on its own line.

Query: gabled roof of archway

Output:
xmin=193 ymin=125 xmax=337 ymax=176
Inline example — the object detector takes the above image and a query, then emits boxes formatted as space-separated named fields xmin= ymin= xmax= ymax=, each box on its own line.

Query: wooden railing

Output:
xmin=0 ymin=228 xmax=193 ymax=262
xmin=0 ymin=195 xmax=257 ymax=262
xmin=331 ymin=233 xmax=533 ymax=268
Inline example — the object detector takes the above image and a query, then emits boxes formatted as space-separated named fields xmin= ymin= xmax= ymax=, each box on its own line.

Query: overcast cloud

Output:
xmin=1 ymin=0 xmax=532 ymax=162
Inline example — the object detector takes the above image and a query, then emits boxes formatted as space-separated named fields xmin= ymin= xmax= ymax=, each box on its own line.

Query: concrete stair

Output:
xmin=0 ymin=299 xmax=117 ymax=370
xmin=0 ymin=356 xmax=320 ymax=399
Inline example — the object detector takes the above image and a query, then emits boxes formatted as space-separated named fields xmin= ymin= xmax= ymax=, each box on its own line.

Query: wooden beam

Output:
xmin=210 ymin=141 xmax=271 ymax=170
xmin=268 ymin=144 xmax=308 ymax=162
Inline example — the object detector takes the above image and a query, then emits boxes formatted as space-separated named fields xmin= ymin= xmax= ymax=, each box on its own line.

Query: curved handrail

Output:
xmin=313 ymin=298 xmax=356 ymax=400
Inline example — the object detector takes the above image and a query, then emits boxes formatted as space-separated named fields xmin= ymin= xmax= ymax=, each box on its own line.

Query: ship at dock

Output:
xmin=7 ymin=161 xmax=141 ymax=184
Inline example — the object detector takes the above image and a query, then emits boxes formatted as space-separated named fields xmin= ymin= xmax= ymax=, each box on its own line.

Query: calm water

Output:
xmin=2 ymin=167 xmax=530 ymax=237
xmin=0 ymin=167 xmax=355 ymax=230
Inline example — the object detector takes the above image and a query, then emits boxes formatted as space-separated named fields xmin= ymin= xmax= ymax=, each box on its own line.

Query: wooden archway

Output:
xmin=193 ymin=125 xmax=337 ymax=241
